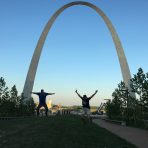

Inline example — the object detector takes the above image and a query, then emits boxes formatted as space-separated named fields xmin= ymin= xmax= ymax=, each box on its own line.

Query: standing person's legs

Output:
xmin=81 ymin=108 xmax=87 ymax=124
xmin=86 ymin=108 xmax=92 ymax=123
xmin=85 ymin=108 xmax=92 ymax=123
xmin=37 ymin=104 xmax=42 ymax=116
xmin=82 ymin=108 xmax=91 ymax=123
xmin=83 ymin=108 xmax=89 ymax=115
xmin=43 ymin=104 xmax=48 ymax=116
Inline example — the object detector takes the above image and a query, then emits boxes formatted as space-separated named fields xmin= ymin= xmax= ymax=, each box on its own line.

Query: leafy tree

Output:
xmin=0 ymin=77 xmax=36 ymax=117
xmin=0 ymin=77 xmax=10 ymax=116
xmin=130 ymin=68 xmax=148 ymax=118
xmin=105 ymin=82 xmax=125 ymax=120
xmin=105 ymin=100 xmax=113 ymax=119
xmin=106 ymin=68 xmax=148 ymax=128
xmin=10 ymin=85 xmax=18 ymax=102
xmin=0 ymin=77 xmax=10 ymax=101
xmin=106 ymin=81 xmax=138 ymax=122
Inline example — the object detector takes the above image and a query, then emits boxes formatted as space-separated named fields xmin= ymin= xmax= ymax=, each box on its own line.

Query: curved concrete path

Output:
xmin=93 ymin=119 xmax=148 ymax=148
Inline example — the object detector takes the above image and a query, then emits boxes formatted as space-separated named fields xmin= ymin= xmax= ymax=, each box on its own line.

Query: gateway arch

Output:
xmin=23 ymin=1 xmax=132 ymax=100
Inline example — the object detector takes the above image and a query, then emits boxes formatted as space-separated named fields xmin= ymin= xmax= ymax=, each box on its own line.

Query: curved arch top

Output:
xmin=23 ymin=1 xmax=132 ymax=99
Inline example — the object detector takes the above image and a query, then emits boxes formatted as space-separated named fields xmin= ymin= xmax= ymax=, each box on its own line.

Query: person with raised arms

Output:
xmin=75 ymin=90 xmax=98 ymax=122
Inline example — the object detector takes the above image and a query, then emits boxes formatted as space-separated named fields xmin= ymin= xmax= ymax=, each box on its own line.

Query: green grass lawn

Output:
xmin=0 ymin=115 xmax=137 ymax=148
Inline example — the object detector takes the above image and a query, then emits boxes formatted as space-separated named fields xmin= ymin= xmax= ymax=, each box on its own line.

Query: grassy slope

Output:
xmin=0 ymin=115 xmax=137 ymax=148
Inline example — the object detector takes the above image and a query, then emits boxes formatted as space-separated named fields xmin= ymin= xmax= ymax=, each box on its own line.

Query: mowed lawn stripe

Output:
xmin=0 ymin=115 xmax=137 ymax=148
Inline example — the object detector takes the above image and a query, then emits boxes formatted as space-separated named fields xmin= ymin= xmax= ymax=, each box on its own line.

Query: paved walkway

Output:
xmin=93 ymin=119 xmax=148 ymax=148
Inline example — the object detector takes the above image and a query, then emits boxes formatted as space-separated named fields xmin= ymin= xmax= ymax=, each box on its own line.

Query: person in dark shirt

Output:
xmin=75 ymin=90 xmax=98 ymax=115
xmin=31 ymin=89 xmax=55 ymax=116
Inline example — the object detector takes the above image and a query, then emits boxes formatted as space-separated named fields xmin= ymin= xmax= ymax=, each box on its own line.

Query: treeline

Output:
xmin=0 ymin=77 xmax=36 ymax=117
xmin=106 ymin=68 xmax=148 ymax=128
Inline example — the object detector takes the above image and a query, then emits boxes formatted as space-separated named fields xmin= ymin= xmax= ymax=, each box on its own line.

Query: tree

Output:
xmin=106 ymin=81 xmax=137 ymax=122
xmin=106 ymin=68 xmax=148 ymax=128
xmin=10 ymin=85 xmax=18 ymax=102
xmin=130 ymin=68 xmax=148 ymax=119
xmin=0 ymin=77 xmax=10 ymax=116
xmin=0 ymin=77 xmax=36 ymax=117
xmin=0 ymin=77 xmax=10 ymax=101
xmin=105 ymin=82 xmax=125 ymax=119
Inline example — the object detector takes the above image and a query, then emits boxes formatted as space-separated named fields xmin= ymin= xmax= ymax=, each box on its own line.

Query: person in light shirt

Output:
xmin=75 ymin=90 xmax=98 ymax=115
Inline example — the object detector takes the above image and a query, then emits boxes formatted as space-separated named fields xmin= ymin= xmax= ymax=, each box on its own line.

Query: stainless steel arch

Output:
xmin=23 ymin=1 xmax=132 ymax=99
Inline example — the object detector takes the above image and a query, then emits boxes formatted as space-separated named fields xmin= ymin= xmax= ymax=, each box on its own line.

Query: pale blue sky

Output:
xmin=0 ymin=0 xmax=148 ymax=106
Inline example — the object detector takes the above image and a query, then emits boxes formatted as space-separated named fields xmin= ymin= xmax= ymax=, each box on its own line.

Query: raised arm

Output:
xmin=89 ymin=90 xmax=98 ymax=99
xmin=75 ymin=90 xmax=82 ymax=98
xmin=47 ymin=93 xmax=55 ymax=95
xmin=31 ymin=92 xmax=38 ymax=95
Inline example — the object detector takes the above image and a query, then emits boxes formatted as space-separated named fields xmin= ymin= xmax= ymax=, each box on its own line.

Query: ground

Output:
xmin=0 ymin=115 xmax=137 ymax=148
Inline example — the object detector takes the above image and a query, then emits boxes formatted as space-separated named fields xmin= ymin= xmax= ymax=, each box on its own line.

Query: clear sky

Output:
xmin=0 ymin=0 xmax=148 ymax=106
